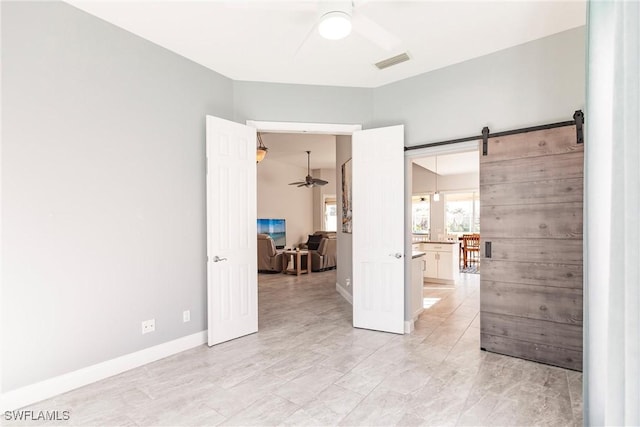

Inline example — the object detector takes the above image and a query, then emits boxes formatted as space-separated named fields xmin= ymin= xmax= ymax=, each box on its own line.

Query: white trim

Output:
xmin=0 ymin=331 xmax=207 ymax=412
xmin=246 ymin=120 xmax=362 ymax=135
xmin=404 ymin=140 xmax=479 ymax=159
xmin=336 ymin=282 xmax=353 ymax=305
xmin=404 ymin=320 xmax=415 ymax=334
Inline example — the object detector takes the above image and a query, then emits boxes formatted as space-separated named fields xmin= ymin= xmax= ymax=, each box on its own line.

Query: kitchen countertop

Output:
xmin=413 ymin=241 xmax=459 ymax=245
xmin=412 ymin=251 xmax=426 ymax=259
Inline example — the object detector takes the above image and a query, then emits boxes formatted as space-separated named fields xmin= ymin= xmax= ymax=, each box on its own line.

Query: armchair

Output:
xmin=306 ymin=231 xmax=337 ymax=272
xmin=257 ymin=234 xmax=283 ymax=273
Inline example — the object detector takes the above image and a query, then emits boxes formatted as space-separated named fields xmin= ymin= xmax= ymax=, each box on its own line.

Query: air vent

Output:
xmin=374 ymin=52 xmax=410 ymax=70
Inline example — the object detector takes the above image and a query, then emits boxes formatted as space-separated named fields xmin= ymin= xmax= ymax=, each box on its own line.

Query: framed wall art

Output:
xmin=341 ymin=158 xmax=352 ymax=233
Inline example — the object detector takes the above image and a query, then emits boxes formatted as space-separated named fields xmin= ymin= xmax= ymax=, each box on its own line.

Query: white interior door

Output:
xmin=206 ymin=116 xmax=257 ymax=346
xmin=352 ymin=125 xmax=405 ymax=334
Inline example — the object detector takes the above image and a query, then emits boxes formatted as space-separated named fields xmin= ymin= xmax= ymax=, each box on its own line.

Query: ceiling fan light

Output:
xmin=318 ymin=11 xmax=352 ymax=40
xmin=256 ymin=133 xmax=268 ymax=163
xmin=256 ymin=148 xmax=267 ymax=163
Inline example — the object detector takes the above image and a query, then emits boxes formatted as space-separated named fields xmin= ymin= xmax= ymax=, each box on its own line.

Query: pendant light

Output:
xmin=256 ymin=133 xmax=268 ymax=163
xmin=433 ymin=156 xmax=440 ymax=202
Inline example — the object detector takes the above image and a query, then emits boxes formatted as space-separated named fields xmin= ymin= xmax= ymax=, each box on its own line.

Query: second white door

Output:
xmin=352 ymin=125 xmax=405 ymax=334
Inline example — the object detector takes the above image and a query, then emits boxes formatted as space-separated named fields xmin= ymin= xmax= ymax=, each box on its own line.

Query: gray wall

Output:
xmin=335 ymin=136 xmax=352 ymax=297
xmin=233 ymin=81 xmax=373 ymax=126
xmin=412 ymin=164 xmax=436 ymax=194
xmin=1 ymin=1 xmax=233 ymax=391
xmin=373 ymin=27 xmax=585 ymax=146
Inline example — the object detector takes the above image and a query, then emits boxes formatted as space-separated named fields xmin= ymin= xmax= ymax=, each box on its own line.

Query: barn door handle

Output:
xmin=485 ymin=242 xmax=492 ymax=258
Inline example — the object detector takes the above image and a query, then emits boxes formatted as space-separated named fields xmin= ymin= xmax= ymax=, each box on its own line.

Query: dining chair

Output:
xmin=462 ymin=234 xmax=480 ymax=268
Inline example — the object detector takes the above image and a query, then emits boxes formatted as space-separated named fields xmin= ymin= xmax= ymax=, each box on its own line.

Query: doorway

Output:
xmin=249 ymin=121 xmax=359 ymax=307
xmin=404 ymin=141 xmax=481 ymax=331
xmin=255 ymin=132 xmax=338 ymax=254
xmin=207 ymin=118 xmax=406 ymax=346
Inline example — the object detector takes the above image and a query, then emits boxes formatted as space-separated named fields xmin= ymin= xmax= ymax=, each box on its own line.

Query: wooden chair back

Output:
xmin=463 ymin=234 xmax=480 ymax=250
xmin=462 ymin=234 xmax=480 ymax=268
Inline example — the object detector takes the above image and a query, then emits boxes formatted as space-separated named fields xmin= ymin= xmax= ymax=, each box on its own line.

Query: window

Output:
xmin=445 ymin=192 xmax=480 ymax=235
xmin=324 ymin=196 xmax=337 ymax=232
xmin=412 ymin=195 xmax=430 ymax=234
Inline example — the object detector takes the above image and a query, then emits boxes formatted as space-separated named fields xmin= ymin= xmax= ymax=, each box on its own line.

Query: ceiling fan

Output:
xmin=296 ymin=0 xmax=402 ymax=53
xmin=289 ymin=151 xmax=328 ymax=188
xmin=226 ymin=1 xmax=402 ymax=53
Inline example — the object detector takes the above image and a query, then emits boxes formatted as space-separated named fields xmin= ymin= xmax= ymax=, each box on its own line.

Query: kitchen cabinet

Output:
xmin=419 ymin=242 xmax=459 ymax=285
xmin=411 ymin=252 xmax=426 ymax=321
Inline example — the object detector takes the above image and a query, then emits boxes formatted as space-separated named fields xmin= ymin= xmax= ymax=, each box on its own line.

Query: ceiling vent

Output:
xmin=374 ymin=52 xmax=411 ymax=70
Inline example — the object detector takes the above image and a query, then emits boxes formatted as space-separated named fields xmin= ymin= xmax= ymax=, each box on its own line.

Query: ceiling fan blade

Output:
xmin=223 ymin=1 xmax=314 ymax=11
xmin=289 ymin=181 xmax=306 ymax=185
xmin=293 ymin=21 xmax=318 ymax=57
xmin=352 ymin=12 xmax=402 ymax=51
xmin=311 ymin=178 xmax=329 ymax=186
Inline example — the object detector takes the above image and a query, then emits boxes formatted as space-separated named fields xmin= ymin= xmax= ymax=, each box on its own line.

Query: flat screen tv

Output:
xmin=257 ymin=218 xmax=286 ymax=249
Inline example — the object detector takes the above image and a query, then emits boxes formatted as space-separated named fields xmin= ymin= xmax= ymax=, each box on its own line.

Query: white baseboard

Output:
xmin=404 ymin=320 xmax=415 ymax=334
xmin=336 ymin=282 xmax=353 ymax=305
xmin=0 ymin=331 xmax=207 ymax=412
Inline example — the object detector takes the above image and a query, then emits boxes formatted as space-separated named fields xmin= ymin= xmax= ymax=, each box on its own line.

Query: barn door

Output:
xmin=480 ymin=124 xmax=584 ymax=370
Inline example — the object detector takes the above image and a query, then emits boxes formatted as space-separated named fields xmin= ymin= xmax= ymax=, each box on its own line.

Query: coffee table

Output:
xmin=282 ymin=250 xmax=311 ymax=276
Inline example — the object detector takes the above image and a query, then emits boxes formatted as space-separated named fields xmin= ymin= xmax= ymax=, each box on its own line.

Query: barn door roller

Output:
xmin=482 ymin=127 xmax=490 ymax=156
xmin=573 ymin=110 xmax=584 ymax=144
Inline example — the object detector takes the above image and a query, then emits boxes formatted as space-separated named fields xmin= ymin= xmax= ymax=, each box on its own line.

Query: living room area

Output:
xmin=255 ymin=132 xmax=341 ymax=277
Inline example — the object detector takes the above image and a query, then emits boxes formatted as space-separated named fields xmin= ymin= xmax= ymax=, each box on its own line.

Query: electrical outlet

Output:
xmin=141 ymin=319 xmax=155 ymax=334
xmin=183 ymin=310 xmax=191 ymax=323
xmin=346 ymin=278 xmax=351 ymax=287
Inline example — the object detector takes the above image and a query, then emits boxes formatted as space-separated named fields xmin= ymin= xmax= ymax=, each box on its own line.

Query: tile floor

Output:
xmin=11 ymin=271 xmax=583 ymax=426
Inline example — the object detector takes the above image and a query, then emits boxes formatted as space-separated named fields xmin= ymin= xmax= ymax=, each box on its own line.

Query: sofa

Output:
xmin=257 ymin=233 xmax=283 ymax=273
xmin=302 ymin=231 xmax=337 ymax=272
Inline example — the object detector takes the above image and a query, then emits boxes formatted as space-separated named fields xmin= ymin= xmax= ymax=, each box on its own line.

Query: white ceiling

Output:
xmin=414 ymin=150 xmax=479 ymax=176
xmin=260 ymin=133 xmax=336 ymax=169
xmin=66 ymin=0 xmax=586 ymax=88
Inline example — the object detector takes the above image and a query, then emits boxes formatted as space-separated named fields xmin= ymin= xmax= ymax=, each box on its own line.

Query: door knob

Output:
xmin=212 ymin=256 xmax=228 ymax=263
xmin=389 ymin=253 xmax=403 ymax=259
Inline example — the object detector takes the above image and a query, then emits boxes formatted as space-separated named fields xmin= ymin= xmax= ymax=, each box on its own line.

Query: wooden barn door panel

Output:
xmin=480 ymin=125 xmax=584 ymax=371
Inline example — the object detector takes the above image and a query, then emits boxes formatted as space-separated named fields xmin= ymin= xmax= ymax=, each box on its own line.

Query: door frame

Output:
xmin=403 ymin=141 xmax=480 ymax=332
xmin=246 ymin=121 xmax=361 ymax=135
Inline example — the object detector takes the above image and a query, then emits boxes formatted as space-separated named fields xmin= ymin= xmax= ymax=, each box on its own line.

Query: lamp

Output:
xmin=256 ymin=133 xmax=268 ymax=163
xmin=318 ymin=11 xmax=352 ymax=40
xmin=433 ymin=156 xmax=440 ymax=202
